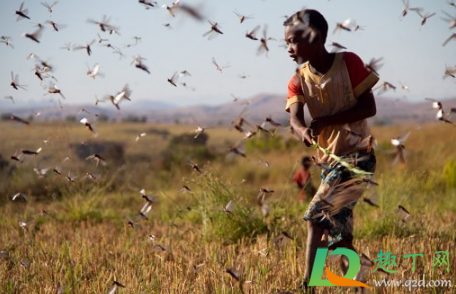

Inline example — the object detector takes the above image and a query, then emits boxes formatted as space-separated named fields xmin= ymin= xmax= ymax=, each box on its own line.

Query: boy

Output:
xmin=293 ymin=156 xmax=316 ymax=201
xmin=283 ymin=9 xmax=379 ymax=291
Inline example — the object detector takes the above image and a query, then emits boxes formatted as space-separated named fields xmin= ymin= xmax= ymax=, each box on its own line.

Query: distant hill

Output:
xmin=142 ymin=93 xmax=291 ymax=125
xmin=2 ymin=94 xmax=456 ymax=126
xmin=139 ymin=94 xmax=456 ymax=126
xmin=373 ymin=96 xmax=456 ymax=125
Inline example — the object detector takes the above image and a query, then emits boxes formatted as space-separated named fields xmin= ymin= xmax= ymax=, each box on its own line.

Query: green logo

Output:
xmin=309 ymin=248 xmax=370 ymax=289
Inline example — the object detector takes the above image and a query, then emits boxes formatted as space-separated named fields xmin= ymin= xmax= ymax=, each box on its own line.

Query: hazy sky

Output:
xmin=0 ymin=0 xmax=455 ymax=111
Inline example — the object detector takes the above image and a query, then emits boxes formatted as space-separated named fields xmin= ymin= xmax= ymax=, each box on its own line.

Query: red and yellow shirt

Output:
xmin=285 ymin=52 xmax=379 ymax=159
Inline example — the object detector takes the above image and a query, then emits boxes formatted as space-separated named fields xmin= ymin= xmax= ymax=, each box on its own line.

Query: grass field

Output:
xmin=0 ymin=120 xmax=455 ymax=293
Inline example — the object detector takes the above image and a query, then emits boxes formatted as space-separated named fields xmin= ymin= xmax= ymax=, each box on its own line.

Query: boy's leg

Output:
xmin=303 ymin=221 xmax=327 ymax=283
xmin=331 ymin=237 xmax=356 ymax=276
xmin=328 ymin=214 xmax=356 ymax=276
xmin=300 ymin=179 xmax=331 ymax=290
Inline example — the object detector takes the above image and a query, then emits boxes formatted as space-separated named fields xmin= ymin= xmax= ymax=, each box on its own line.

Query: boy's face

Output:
xmin=284 ymin=25 xmax=320 ymax=64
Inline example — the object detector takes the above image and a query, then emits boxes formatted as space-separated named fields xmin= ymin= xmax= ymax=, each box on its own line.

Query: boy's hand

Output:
xmin=297 ymin=127 xmax=314 ymax=147
xmin=310 ymin=118 xmax=326 ymax=136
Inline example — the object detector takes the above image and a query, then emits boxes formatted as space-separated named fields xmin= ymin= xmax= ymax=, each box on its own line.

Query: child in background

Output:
xmin=293 ymin=156 xmax=315 ymax=201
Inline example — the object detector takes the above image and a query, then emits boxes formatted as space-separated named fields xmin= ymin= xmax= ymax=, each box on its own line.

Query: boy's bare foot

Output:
xmin=296 ymin=279 xmax=315 ymax=293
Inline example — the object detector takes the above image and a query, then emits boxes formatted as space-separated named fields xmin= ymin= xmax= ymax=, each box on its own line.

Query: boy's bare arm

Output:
xmin=289 ymin=102 xmax=314 ymax=146
xmin=309 ymin=89 xmax=376 ymax=136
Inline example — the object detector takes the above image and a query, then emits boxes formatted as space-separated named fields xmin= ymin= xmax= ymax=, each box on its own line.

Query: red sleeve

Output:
xmin=287 ymin=73 xmax=303 ymax=99
xmin=285 ymin=73 xmax=306 ymax=112
xmin=343 ymin=52 xmax=379 ymax=97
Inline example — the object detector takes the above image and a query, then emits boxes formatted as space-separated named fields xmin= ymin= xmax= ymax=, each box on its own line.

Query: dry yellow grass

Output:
xmin=1 ymin=121 xmax=455 ymax=293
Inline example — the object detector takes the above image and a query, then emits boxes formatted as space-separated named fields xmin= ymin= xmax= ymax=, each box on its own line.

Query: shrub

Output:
xmin=0 ymin=154 xmax=8 ymax=171
xmin=184 ymin=170 xmax=269 ymax=244
xmin=159 ymin=133 xmax=214 ymax=171
xmin=442 ymin=159 xmax=456 ymax=188
xmin=245 ymin=135 xmax=287 ymax=153
xmin=122 ymin=115 xmax=147 ymax=123
xmin=69 ymin=141 xmax=125 ymax=165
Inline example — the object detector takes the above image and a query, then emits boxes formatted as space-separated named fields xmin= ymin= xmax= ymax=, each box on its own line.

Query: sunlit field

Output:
xmin=1 ymin=120 xmax=455 ymax=294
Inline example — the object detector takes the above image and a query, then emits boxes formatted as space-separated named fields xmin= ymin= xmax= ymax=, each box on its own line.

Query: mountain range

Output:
xmin=2 ymin=94 xmax=456 ymax=126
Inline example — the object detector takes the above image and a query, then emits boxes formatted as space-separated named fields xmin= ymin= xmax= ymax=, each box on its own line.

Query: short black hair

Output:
xmin=301 ymin=156 xmax=312 ymax=167
xmin=283 ymin=9 xmax=328 ymax=43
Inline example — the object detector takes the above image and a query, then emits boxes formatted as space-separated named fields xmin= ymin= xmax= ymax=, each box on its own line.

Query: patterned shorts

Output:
xmin=303 ymin=151 xmax=376 ymax=246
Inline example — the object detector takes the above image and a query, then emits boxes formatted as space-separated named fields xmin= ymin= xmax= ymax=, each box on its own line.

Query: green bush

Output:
xmin=159 ymin=133 xmax=214 ymax=171
xmin=184 ymin=170 xmax=269 ymax=244
xmin=0 ymin=154 xmax=8 ymax=171
xmin=442 ymin=159 xmax=456 ymax=188
xmin=245 ymin=135 xmax=287 ymax=153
